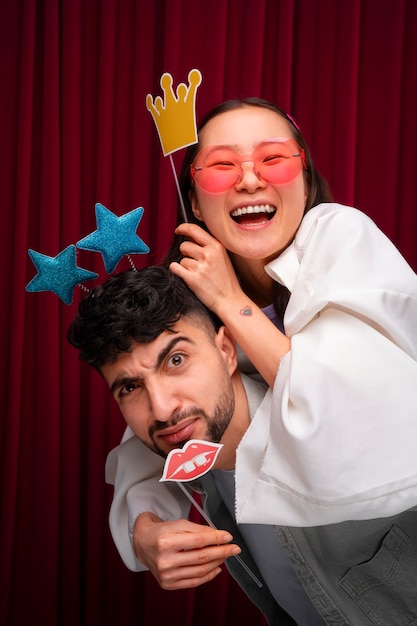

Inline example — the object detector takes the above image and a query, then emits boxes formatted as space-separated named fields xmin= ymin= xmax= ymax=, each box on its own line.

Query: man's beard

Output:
xmin=144 ymin=375 xmax=235 ymax=459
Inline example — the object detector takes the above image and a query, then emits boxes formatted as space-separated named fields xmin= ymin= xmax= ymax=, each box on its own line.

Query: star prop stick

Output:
xmin=26 ymin=204 xmax=150 ymax=304
xmin=77 ymin=203 xmax=149 ymax=273
xmin=146 ymin=69 xmax=202 ymax=223
xmin=26 ymin=245 xmax=99 ymax=305
xmin=161 ymin=440 xmax=263 ymax=588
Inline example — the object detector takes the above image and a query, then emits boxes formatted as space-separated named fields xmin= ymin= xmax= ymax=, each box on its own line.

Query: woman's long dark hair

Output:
xmin=163 ymin=98 xmax=333 ymax=319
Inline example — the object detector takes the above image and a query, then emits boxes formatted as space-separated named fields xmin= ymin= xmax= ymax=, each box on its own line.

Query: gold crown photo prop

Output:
xmin=146 ymin=69 xmax=202 ymax=156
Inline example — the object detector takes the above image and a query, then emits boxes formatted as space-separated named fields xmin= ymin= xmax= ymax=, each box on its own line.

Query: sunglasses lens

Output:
xmin=192 ymin=147 xmax=240 ymax=192
xmin=258 ymin=159 xmax=303 ymax=185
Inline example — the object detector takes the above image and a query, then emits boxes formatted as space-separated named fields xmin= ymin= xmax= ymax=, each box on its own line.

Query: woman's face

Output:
xmin=191 ymin=106 xmax=307 ymax=265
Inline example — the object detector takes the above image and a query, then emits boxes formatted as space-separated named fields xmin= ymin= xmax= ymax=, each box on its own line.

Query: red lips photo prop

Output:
xmin=160 ymin=440 xmax=223 ymax=482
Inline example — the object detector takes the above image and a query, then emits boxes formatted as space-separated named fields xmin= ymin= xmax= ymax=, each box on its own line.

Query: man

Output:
xmin=68 ymin=267 xmax=417 ymax=625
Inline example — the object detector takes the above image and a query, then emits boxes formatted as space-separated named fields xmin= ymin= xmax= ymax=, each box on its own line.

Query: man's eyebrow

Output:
xmin=109 ymin=335 xmax=194 ymax=396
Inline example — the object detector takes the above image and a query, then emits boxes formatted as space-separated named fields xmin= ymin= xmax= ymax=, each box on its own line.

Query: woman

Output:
xmin=166 ymin=98 xmax=417 ymax=525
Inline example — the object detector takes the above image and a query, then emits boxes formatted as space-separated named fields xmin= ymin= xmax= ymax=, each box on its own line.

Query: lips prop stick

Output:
xmin=160 ymin=440 xmax=262 ymax=588
xmin=161 ymin=440 xmax=222 ymax=482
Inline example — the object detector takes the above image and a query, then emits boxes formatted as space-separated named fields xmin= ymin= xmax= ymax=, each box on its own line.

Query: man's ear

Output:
xmin=190 ymin=190 xmax=204 ymax=222
xmin=215 ymin=326 xmax=238 ymax=375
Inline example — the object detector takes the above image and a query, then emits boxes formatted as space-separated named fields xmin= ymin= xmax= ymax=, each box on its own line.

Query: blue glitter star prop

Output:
xmin=76 ymin=203 xmax=150 ymax=273
xmin=26 ymin=245 xmax=99 ymax=305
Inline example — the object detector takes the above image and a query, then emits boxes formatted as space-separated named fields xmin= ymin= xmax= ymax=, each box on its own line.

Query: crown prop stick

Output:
xmin=146 ymin=69 xmax=202 ymax=222
xmin=161 ymin=439 xmax=263 ymax=588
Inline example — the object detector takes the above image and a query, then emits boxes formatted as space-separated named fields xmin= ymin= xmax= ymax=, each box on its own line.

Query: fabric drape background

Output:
xmin=1 ymin=1 xmax=416 ymax=624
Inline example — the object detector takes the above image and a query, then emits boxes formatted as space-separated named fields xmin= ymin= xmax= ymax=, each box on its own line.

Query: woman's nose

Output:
xmin=235 ymin=160 xmax=266 ymax=192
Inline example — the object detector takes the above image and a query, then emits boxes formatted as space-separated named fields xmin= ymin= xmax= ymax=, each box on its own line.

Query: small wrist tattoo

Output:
xmin=240 ymin=306 xmax=252 ymax=317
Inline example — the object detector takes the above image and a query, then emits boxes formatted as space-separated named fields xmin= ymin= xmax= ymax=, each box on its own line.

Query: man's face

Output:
xmin=101 ymin=317 xmax=237 ymax=458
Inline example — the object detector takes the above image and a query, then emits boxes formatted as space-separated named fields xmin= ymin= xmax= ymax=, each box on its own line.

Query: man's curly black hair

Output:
xmin=67 ymin=266 xmax=222 ymax=371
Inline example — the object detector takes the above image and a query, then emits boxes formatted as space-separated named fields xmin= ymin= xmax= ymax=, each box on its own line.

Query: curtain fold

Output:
xmin=2 ymin=1 xmax=416 ymax=624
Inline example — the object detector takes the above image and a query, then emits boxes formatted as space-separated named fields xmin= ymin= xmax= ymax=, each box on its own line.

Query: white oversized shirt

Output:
xmin=236 ymin=203 xmax=417 ymax=525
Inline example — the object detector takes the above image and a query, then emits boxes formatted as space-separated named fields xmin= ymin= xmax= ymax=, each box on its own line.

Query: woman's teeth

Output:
xmin=231 ymin=204 xmax=276 ymax=218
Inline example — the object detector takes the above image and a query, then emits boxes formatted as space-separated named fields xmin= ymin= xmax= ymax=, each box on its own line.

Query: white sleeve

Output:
xmin=105 ymin=433 xmax=190 ymax=571
xmin=236 ymin=308 xmax=417 ymax=526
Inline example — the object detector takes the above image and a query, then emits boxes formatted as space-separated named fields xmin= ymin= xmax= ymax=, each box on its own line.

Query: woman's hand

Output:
xmin=169 ymin=223 xmax=290 ymax=387
xmin=170 ymin=223 xmax=244 ymax=316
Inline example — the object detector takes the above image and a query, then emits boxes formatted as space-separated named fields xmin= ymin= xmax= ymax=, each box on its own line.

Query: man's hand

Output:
xmin=133 ymin=512 xmax=241 ymax=590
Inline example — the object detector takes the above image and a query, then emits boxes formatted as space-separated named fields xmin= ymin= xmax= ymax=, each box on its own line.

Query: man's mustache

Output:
xmin=149 ymin=406 xmax=207 ymax=436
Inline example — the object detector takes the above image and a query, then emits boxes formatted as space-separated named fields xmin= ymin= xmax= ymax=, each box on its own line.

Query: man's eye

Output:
xmin=120 ymin=382 xmax=139 ymax=396
xmin=167 ymin=353 xmax=185 ymax=368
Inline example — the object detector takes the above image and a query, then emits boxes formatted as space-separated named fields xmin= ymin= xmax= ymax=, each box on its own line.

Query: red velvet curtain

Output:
xmin=1 ymin=1 xmax=416 ymax=625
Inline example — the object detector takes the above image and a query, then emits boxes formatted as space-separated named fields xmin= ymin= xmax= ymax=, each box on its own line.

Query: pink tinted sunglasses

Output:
xmin=190 ymin=137 xmax=306 ymax=193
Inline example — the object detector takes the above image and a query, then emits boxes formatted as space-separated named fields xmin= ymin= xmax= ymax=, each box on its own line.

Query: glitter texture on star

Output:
xmin=76 ymin=203 xmax=150 ymax=273
xmin=25 ymin=245 xmax=99 ymax=305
